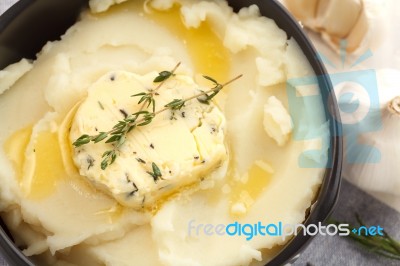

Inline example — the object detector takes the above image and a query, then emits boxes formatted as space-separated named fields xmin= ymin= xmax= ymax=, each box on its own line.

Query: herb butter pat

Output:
xmin=70 ymin=71 xmax=228 ymax=209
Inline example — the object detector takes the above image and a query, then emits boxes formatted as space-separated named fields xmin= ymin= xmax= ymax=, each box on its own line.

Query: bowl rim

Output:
xmin=0 ymin=0 xmax=342 ymax=266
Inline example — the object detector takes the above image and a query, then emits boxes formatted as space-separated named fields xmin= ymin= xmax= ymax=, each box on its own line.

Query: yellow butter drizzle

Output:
xmin=229 ymin=160 xmax=274 ymax=216
xmin=4 ymin=125 xmax=64 ymax=199
xmin=4 ymin=126 xmax=32 ymax=182
xmin=28 ymin=130 xmax=65 ymax=199
xmin=146 ymin=5 xmax=231 ymax=82
xmin=58 ymin=102 xmax=124 ymax=222
xmin=4 ymin=103 xmax=124 ymax=222
xmin=102 ymin=0 xmax=231 ymax=82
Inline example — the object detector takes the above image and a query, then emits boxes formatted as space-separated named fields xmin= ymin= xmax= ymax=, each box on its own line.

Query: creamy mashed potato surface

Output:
xmin=0 ymin=0 xmax=329 ymax=265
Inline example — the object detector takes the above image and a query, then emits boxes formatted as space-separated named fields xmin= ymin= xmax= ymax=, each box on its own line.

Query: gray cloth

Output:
xmin=1 ymin=1 xmax=400 ymax=266
xmin=294 ymin=179 xmax=400 ymax=266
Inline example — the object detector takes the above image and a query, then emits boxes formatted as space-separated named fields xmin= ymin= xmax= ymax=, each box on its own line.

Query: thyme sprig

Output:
xmin=132 ymin=62 xmax=181 ymax=113
xmin=74 ymin=109 xmax=156 ymax=170
xmin=329 ymin=214 xmax=400 ymax=260
xmin=161 ymin=74 xmax=242 ymax=112
xmin=197 ymin=75 xmax=223 ymax=105
xmin=73 ymin=69 xmax=242 ymax=170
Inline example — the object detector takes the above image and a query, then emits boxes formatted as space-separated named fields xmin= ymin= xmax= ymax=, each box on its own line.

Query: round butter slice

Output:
xmin=70 ymin=71 xmax=227 ymax=209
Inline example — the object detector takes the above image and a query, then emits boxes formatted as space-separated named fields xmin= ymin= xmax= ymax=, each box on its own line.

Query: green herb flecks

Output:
xmin=132 ymin=62 xmax=181 ymax=113
xmin=164 ymin=74 xmax=242 ymax=111
xmin=154 ymin=70 xmax=174 ymax=83
xmin=197 ymin=75 xmax=223 ymax=105
xmin=147 ymin=162 xmax=163 ymax=182
xmin=101 ymin=150 xmax=117 ymax=170
xmin=73 ymin=110 xmax=153 ymax=169
xmin=164 ymin=99 xmax=185 ymax=110
xmin=132 ymin=91 xmax=157 ymax=113
xmin=86 ymin=155 xmax=95 ymax=170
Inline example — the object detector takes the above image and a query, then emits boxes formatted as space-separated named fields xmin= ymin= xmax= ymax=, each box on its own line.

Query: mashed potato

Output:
xmin=0 ymin=0 xmax=329 ymax=265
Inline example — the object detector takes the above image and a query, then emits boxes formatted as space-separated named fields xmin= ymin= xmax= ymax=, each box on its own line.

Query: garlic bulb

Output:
xmin=284 ymin=0 xmax=369 ymax=53
xmin=336 ymin=69 xmax=400 ymax=196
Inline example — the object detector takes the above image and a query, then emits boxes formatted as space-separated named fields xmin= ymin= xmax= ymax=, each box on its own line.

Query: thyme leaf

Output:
xmin=132 ymin=62 xmax=181 ymax=113
xmin=93 ymin=132 xmax=108 ymax=143
xmin=196 ymin=76 xmax=224 ymax=105
xmin=202 ymin=75 xmax=218 ymax=85
xmin=101 ymin=150 xmax=117 ymax=170
xmin=164 ymin=99 xmax=185 ymax=110
xmin=154 ymin=71 xmax=173 ymax=83
xmin=73 ymin=134 xmax=91 ymax=147
xmin=147 ymin=162 xmax=162 ymax=182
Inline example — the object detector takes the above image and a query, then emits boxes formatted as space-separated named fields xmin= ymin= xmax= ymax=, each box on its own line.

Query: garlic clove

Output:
xmin=315 ymin=0 xmax=363 ymax=38
xmin=284 ymin=0 xmax=319 ymax=25
xmin=284 ymin=0 xmax=371 ymax=54
xmin=338 ymin=69 xmax=400 ymax=196
xmin=388 ymin=96 xmax=400 ymax=116
xmin=340 ymin=4 xmax=369 ymax=53
xmin=320 ymin=1 xmax=369 ymax=53
xmin=344 ymin=110 xmax=400 ymax=195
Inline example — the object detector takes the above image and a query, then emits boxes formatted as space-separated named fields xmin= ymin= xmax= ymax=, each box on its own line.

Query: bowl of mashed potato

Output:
xmin=0 ymin=0 xmax=342 ymax=265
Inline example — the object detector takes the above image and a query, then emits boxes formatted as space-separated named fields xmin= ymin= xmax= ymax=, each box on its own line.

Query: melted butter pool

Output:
xmin=4 ymin=111 xmax=124 ymax=222
xmin=97 ymin=0 xmax=231 ymax=82
xmin=4 ymin=126 xmax=32 ymax=182
xmin=146 ymin=6 xmax=231 ymax=82
xmin=28 ymin=130 xmax=65 ymax=199
xmin=5 ymin=126 xmax=66 ymax=199
xmin=229 ymin=160 xmax=274 ymax=216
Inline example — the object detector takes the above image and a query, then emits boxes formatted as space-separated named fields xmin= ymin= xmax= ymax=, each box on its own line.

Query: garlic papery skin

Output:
xmin=388 ymin=96 xmax=400 ymax=116
xmin=284 ymin=0 xmax=372 ymax=54
xmin=337 ymin=69 xmax=400 ymax=196
xmin=284 ymin=0 xmax=319 ymax=25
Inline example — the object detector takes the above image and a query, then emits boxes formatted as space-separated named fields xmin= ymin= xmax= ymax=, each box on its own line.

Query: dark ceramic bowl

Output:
xmin=0 ymin=0 xmax=342 ymax=265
